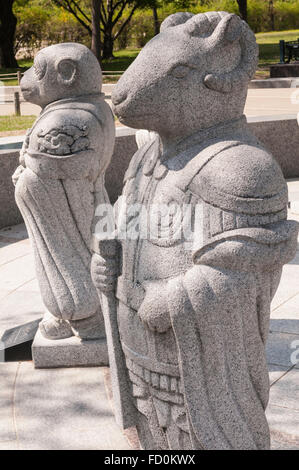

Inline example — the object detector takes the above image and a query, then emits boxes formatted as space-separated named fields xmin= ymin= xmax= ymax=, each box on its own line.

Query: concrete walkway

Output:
xmin=0 ymin=182 xmax=299 ymax=448
xmin=0 ymin=87 xmax=299 ymax=118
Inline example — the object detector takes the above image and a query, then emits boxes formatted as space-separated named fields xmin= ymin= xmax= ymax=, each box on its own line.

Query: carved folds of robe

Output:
xmin=115 ymin=116 xmax=298 ymax=450
xmin=15 ymin=95 xmax=114 ymax=328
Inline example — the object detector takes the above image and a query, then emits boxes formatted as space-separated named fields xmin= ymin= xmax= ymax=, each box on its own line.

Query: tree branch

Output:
xmin=112 ymin=1 xmax=127 ymax=28
xmin=114 ymin=4 xmax=137 ymax=40
xmin=52 ymin=0 xmax=92 ymax=33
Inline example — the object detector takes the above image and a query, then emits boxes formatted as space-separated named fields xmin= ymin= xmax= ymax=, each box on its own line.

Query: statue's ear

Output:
xmin=56 ymin=58 xmax=77 ymax=85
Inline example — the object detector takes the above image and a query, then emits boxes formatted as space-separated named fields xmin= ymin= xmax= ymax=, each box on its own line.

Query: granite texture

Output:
xmin=32 ymin=329 xmax=108 ymax=369
xmin=91 ymin=11 xmax=299 ymax=449
xmin=248 ymin=116 xmax=299 ymax=178
xmin=12 ymin=43 xmax=115 ymax=366
xmin=0 ymin=151 xmax=23 ymax=229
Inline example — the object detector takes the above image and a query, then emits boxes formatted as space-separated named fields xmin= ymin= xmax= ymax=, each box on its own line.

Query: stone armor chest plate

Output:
xmin=116 ymin=139 xmax=202 ymax=374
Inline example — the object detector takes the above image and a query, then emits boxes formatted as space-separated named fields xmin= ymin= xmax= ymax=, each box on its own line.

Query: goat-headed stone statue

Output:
xmin=91 ymin=12 xmax=299 ymax=449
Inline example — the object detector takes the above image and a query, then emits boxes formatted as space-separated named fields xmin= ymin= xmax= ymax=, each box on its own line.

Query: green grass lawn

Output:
xmin=256 ymin=29 xmax=299 ymax=77
xmin=102 ymin=49 xmax=140 ymax=71
xmin=0 ymin=115 xmax=35 ymax=133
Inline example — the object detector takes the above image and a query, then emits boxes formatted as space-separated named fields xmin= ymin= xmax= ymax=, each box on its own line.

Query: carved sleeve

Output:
xmin=36 ymin=124 xmax=90 ymax=155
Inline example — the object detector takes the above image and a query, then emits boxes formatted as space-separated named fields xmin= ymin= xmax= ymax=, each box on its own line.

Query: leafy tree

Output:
xmin=0 ymin=0 xmax=18 ymax=68
xmin=13 ymin=1 xmax=90 ymax=59
xmin=52 ymin=0 xmax=143 ymax=59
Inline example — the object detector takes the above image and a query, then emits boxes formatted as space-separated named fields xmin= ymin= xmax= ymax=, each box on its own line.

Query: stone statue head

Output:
xmin=20 ymin=43 xmax=102 ymax=108
xmin=112 ymin=11 xmax=258 ymax=140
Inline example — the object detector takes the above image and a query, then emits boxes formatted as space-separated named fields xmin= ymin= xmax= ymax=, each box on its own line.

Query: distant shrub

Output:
xmin=274 ymin=0 xmax=299 ymax=31
xmin=122 ymin=0 xmax=299 ymax=48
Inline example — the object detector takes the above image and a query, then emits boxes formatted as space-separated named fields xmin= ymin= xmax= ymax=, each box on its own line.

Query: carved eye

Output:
xmin=170 ymin=65 xmax=192 ymax=79
xmin=33 ymin=54 xmax=47 ymax=81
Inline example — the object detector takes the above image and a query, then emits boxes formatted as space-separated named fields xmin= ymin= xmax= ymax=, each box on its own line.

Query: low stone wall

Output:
xmin=0 ymin=150 xmax=23 ymax=228
xmin=247 ymin=115 xmax=299 ymax=178
xmin=0 ymin=128 xmax=138 ymax=229
xmin=270 ymin=64 xmax=299 ymax=78
xmin=0 ymin=115 xmax=298 ymax=229
xmin=249 ymin=78 xmax=299 ymax=89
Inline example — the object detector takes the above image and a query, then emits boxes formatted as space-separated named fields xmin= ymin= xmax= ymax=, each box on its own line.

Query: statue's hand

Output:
xmin=138 ymin=281 xmax=171 ymax=333
xmin=91 ymin=253 xmax=118 ymax=294
xmin=12 ymin=165 xmax=25 ymax=186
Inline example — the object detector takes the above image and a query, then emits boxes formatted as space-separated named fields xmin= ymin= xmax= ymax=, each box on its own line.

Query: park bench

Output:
xmin=280 ymin=39 xmax=299 ymax=63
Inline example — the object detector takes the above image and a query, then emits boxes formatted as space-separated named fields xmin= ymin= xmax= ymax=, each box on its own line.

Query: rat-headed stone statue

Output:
xmin=91 ymin=12 xmax=298 ymax=449
xmin=13 ymin=43 xmax=115 ymax=344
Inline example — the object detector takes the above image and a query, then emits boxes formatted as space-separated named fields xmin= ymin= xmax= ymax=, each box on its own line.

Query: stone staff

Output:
xmin=91 ymin=203 xmax=136 ymax=428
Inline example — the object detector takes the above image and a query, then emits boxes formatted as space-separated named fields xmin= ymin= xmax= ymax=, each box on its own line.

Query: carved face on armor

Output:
xmin=112 ymin=12 xmax=258 ymax=138
xmin=20 ymin=43 xmax=102 ymax=108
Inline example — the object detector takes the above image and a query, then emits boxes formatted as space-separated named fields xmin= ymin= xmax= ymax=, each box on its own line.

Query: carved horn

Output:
xmin=204 ymin=14 xmax=258 ymax=94
xmin=160 ymin=12 xmax=194 ymax=32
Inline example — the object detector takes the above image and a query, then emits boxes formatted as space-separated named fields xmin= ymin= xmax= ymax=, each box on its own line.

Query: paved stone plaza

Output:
xmin=0 ymin=192 xmax=299 ymax=449
xmin=1 ymin=87 xmax=299 ymax=118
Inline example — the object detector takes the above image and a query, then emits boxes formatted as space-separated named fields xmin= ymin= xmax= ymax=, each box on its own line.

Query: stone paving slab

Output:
xmin=269 ymin=368 xmax=299 ymax=410
xmin=0 ymin=254 xmax=36 ymax=292
xmin=0 ymin=238 xmax=31 ymax=266
xmin=267 ymin=404 xmax=299 ymax=449
xmin=0 ymin=223 xmax=43 ymax=349
xmin=1 ymin=88 xmax=298 ymax=117
xmin=270 ymin=291 xmax=299 ymax=334
xmin=13 ymin=363 xmax=131 ymax=450
xmin=0 ymin=362 xmax=19 ymax=443
xmin=0 ymin=290 xmax=44 ymax=348
xmin=271 ymin=252 xmax=299 ymax=311
xmin=0 ymin=223 xmax=28 ymax=240
xmin=266 ymin=332 xmax=299 ymax=368
xmin=268 ymin=364 xmax=290 ymax=386
xmin=245 ymin=88 xmax=299 ymax=117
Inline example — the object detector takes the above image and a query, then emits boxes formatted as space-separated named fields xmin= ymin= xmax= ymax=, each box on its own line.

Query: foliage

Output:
xmin=11 ymin=0 xmax=299 ymax=60
xmin=13 ymin=0 xmax=89 ymax=56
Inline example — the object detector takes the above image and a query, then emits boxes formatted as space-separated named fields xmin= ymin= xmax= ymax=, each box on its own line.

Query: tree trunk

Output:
xmin=102 ymin=34 xmax=114 ymax=60
xmin=0 ymin=0 xmax=18 ymax=68
xmin=152 ymin=6 xmax=160 ymax=36
xmin=237 ymin=0 xmax=248 ymax=23
xmin=91 ymin=0 xmax=102 ymax=64
xmin=269 ymin=0 xmax=275 ymax=31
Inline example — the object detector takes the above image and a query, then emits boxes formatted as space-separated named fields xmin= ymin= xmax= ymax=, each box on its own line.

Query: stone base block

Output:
xmin=270 ymin=63 xmax=299 ymax=78
xmin=32 ymin=329 xmax=109 ymax=369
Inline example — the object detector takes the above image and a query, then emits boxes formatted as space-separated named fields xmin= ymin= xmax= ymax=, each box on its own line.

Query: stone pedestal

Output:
xmin=270 ymin=63 xmax=299 ymax=78
xmin=32 ymin=330 xmax=108 ymax=368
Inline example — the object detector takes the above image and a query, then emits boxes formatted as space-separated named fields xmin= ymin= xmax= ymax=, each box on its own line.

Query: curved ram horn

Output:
xmin=204 ymin=14 xmax=258 ymax=94
xmin=160 ymin=12 xmax=194 ymax=32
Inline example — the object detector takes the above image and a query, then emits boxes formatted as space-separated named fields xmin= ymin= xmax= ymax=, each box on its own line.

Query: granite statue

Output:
xmin=13 ymin=43 xmax=115 ymax=345
xmin=91 ymin=12 xmax=299 ymax=449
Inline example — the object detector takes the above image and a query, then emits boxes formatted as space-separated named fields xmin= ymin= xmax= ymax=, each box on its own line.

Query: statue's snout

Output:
xmin=111 ymin=86 xmax=128 ymax=107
